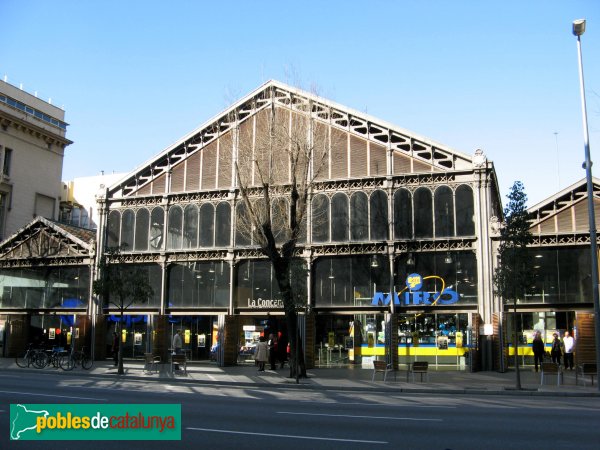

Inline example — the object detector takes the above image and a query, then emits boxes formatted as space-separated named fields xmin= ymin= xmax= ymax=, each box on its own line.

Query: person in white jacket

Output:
xmin=561 ymin=331 xmax=575 ymax=370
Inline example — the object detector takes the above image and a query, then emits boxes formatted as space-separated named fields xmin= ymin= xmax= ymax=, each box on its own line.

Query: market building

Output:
xmin=1 ymin=80 xmax=596 ymax=371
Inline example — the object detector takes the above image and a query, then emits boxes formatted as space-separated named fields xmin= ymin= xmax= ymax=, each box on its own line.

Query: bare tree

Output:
xmin=234 ymin=98 xmax=331 ymax=379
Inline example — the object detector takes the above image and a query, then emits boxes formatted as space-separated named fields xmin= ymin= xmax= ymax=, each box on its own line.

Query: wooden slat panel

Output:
xmin=369 ymin=142 xmax=387 ymax=177
xmin=538 ymin=217 xmax=556 ymax=234
xmin=555 ymin=208 xmax=572 ymax=233
xmin=170 ymin=161 xmax=185 ymax=193
xmin=274 ymin=109 xmax=291 ymax=185
xmin=218 ymin=132 xmax=233 ymax=189
xmin=393 ymin=152 xmax=412 ymax=174
xmin=413 ymin=160 xmax=432 ymax=173
xmin=136 ymin=183 xmax=152 ymax=196
xmin=185 ymin=152 xmax=200 ymax=191
xmin=201 ymin=142 xmax=217 ymax=190
xmin=349 ymin=135 xmax=367 ymax=178
xmin=237 ymin=119 xmax=254 ymax=187
xmin=313 ymin=122 xmax=329 ymax=181
xmin=152 ymin=173 xmax=166 ymax=195
xmin=574 ymin=201 xmax=588 ymax=232
xmin=330 ymin=129 xmax=348 ymax=179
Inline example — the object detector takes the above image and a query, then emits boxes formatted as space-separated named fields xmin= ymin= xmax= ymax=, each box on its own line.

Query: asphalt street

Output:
xmin=1 ymin=369 xmax=600 ymax=450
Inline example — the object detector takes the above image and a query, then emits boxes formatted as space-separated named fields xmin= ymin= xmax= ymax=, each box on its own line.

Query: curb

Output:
xmin=4 ymin=364 xmax=600 ymax=398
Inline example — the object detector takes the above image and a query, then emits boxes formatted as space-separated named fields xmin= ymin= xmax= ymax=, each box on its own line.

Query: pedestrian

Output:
xmin=532 ymin=331 xmax=545 ymax=372
xmin=112 ymin=331 xmax=119 ymax=367
xmin=254 ymin=335 xmax=269 ymax=372
xmin=561 ymin=330 xmax=575 ymax=370
xmin=268 ymin=333 xmax=277 ymax=370
xmin=172 ymin=329 xmax=183 ymax=354
xmin=550 ymin=332 xmax=562 ymax=365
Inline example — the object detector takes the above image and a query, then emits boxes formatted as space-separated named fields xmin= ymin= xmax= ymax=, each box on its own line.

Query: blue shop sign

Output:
xmin=371 ymin=273 xmax=459 ymax=307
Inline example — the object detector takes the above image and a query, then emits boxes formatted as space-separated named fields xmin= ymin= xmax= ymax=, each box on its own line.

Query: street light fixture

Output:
xmin=572 ymin=18 xmax=600 ymax=390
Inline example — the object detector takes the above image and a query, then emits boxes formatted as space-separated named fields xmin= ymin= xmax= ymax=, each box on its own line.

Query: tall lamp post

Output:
xmin=573 ymin=19 xmax=600 ymax=390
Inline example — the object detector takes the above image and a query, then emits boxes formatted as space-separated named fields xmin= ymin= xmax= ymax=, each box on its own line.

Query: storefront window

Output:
xmin=526 ymin=247 xmax=591 ymax=304
xmin=314 ymin=255 xmax=390 ymax=307
xmin=104 ymin=264 xmax=161 ymax=309
xmin=395 ymin=251 xmax=478 ymax=306
xmin=235 ymin=259 xmax=306 ymax=309
xmin=0 ymin=267 xmax=90 ymax=309
xmin=168 ymin=261 xmax=230 ymax=308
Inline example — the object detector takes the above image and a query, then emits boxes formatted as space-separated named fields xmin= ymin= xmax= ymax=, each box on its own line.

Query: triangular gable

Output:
xmin=0 ymin=216 xmax=94 ymax=261
xmin=109 ymin=80 xmax=476 ymax=198
xmin=529 ymin=177 xmax=600 ymax=234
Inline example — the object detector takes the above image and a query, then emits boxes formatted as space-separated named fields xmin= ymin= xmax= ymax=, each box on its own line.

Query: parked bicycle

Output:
xmin=59 ymin=346 xmax=93 ymax=371
xmin=36 ymin=346 xmax=67 ymax=369
xmin=15 ymin=343 xmax=46 ymax=369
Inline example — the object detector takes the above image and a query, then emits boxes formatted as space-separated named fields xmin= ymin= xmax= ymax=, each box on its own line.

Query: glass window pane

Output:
xmin=167 ymin=206 xmax=183 ymax=250
xmin=331 ymin=193 xmax=349 ymax=242
xmin=107 ymin=210 xmax=121 ymax=249
xmin=370 ymin=190 xmax=388 ymax=240
xmin=135 ymin=209 xmax=149 ymax=251
xmin=312 ymin=194 xmax=330 ymax=243
xmin=350 ymin=192 xmax=368 ymax=241
xmin=456 ymin=185 xmax=475 ymax=236
xmin=149 ymin=207 xmax=164 ymax=250
xmin=183 ymin=204 xmax=198 ymax=248
xmin=215 ymin=202 xmax=231 ymax=247
xmin=120 ymin=210 xmax=135 ymax=251
xmin=394 ymin=188 xmax=413 ymax=239
xmin=199 ymin=203 xmax=215 ymax=247
xmin=235 ymin=203 xmax=251 ymax=246
xmin=434 ymin=186 xmax=454 ymax=237
xmin=414 ymin=188 xmax=433 ymax=238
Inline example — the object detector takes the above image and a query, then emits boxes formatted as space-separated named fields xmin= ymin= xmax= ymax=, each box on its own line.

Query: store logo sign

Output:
xmin=371 ymin=273 xmax=459 ymax=307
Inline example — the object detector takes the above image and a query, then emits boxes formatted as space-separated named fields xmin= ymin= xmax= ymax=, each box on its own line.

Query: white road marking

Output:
xmin=299 ymin=400 xmax=456 ymax=408
xmin=186 ymin=427 xmax=387 ymax=444
xmin=0 ymin=390 xmax=106 ymax=401
xmin=277 ymin=411 xmax=443 ymax=421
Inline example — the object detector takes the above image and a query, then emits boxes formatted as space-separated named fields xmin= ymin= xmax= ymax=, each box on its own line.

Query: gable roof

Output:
xmin=108 ymin=80 xmax=480 ymax=198
xmin=528 ymin=177 xmax=600 ymax=235
xmin=0 ymin=216 xmax=95 ymax=262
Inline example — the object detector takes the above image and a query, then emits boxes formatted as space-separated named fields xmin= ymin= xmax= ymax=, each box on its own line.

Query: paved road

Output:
xmin=1 ymin=370 xmax=599 ymax=449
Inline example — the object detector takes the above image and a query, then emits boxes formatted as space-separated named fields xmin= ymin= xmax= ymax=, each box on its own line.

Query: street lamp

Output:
xmin=573 ymin=18 xmax=600 ymax=390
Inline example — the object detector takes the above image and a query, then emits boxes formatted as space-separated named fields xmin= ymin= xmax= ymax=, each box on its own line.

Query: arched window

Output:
xmin=370 ymin=190 xmax=388 ymax=240
xmin=394 ymin=189 xmax=413 ymax=239
xmin=135 ymin=208 xmax=149 ymax=251
xmin=199 ymin=203 xmax=215 ymax=247
xmin=456 ymin=185 xmax=475 ymax=236
xmin=414 ymin=188 xmax=433 ymax=238
xmin=331 ymin=193 xmax=349 ymax=242
xmin=235 ymin=202 xmax=251 ymax=246
xmin=167 ymin=206 xmax=183 ymax=250
xmin=149 ymin=207 xmax=164 ymax=250
xmin=312 ymin=194 xmax=330 ymax=243
xmin=107 ymin=210 xmax=121 ymax=249
xmin=434 ymin=186 xmax=454 ymax=237
xmin=350 ymin=192 xmax=368 ymax=241
xmin=121 ymin=210 xmax=135 ymax=251
xmin=183 ymin=204 xmax=198 ymax=248
xmin=215 ymin=202 xmax=231 ymax=247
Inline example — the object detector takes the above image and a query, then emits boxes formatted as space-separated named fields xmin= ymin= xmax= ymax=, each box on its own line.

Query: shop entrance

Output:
xmin=167 ymin=316 xmax=217 ymax=361
xmin=237 ymin=315 xmax=288 ymax=366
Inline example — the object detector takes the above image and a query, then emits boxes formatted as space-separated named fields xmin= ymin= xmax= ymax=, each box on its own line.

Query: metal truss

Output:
xmin=111 ymin=81 xmax=474 ymax=198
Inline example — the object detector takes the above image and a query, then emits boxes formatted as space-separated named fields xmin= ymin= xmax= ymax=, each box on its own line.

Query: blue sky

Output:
xmin=2 ymin=0 xmax=599 ymax=206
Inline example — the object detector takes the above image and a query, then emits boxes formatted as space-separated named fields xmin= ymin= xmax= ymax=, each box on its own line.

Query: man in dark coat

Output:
xmin=532 ymin=331 xmax=545 ymax=372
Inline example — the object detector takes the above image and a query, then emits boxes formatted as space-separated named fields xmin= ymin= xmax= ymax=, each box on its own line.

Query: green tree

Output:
xmin=93 ymin=249 xmax=154 ymax=375
xmin=493 ymin=181 xmax=535 ymax=389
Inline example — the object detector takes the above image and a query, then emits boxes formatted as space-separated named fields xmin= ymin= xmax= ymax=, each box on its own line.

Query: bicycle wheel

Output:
xmin=33 ymin=351 xmax=48 ymax=369
xmin=59 ymin=355 xmax=75 ymax=371
xmin=81 ymin=355 xmax=93 ymax=370
xmin=15 ymin=353 xmax=30 ymax=368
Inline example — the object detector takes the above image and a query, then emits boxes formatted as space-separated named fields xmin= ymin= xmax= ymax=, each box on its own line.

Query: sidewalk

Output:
xmin=2 ymin=357 xmax=599 ymax=397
